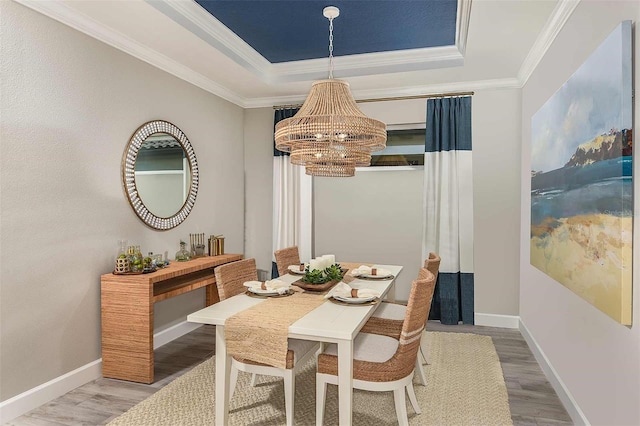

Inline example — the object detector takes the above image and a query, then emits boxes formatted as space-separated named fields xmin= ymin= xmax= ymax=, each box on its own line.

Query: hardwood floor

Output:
xmin=7 ymin=322 xmax=572 ymax=425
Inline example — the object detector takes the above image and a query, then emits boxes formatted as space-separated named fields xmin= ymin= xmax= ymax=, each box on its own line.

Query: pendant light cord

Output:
xmin=328 ymin=16 xmax=334 ymax=79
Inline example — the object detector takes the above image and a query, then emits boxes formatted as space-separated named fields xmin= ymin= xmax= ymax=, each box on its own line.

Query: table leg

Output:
xmin=386 ymin=281 xmax=396 ymax=303
xmin=337 ymin=339 xmax=353 ymax=425
xmin=215 ymin=325 xmax=231 ymax=426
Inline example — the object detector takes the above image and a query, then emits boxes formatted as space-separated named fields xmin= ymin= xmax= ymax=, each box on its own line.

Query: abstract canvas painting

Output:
xmin=530 ymin=21 xmax=633 ymax=325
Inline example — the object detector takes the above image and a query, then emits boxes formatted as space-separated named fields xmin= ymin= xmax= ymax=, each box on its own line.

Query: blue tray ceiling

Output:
xmin=194 ymin=1 xmax=458 ymax=63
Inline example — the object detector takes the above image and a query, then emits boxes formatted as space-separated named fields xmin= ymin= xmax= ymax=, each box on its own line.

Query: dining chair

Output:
xmin=215 ymin=258 xmax=259 ymax=300
xmin=215 ymin=257 xmax=319 ymax=426
xmin=316 ymin=269 xmax=436 ymax=426
xmin=274 ymin=246 xmax=301 ymax=277
xmin=359 ymin=252 xmax=441 ymax=386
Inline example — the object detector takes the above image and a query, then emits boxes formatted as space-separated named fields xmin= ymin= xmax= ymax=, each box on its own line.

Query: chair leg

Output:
xmin=316 ymin=375 xmax=327 ymax=426
xmin=393 ymin=387 xmax=409 ymax=426
xmin=420 ymin=333 xmax=430 ymax=365
xmin=229 ymin=366 xmax=239 ymax=398
xmin=406 ymin=382 xmax=421 ymax=414
xmin=283 ymin=370 xmax=294 ymax=426
xmin=250 ymin=373 xmax=258 ymax=387
xmin=415 ymin=357 xmax=427 ymax=386
xmin=419 ymin=345 xmax=427 ymax=364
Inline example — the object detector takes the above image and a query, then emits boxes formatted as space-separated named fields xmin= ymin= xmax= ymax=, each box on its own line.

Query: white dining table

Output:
xmin=187 ymin=263 xmax=402 ymax=426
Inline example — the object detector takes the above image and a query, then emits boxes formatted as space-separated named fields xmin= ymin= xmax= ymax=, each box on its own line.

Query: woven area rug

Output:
xmin=108 ymin=332 xmax=513 ymax=425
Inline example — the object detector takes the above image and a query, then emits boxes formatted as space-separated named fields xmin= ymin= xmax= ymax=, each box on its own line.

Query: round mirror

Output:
xmin=122 ymin=120 xmax=199 ymax=230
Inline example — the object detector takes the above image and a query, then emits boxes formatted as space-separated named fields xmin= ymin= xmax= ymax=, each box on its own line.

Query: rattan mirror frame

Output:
xmin=122 ymin=120 xmax=199 ymax=230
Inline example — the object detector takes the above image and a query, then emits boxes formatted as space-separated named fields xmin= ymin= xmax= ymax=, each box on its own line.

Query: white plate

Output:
xmin=288 ymin=265 xmax=306 ymax=275
xmin=248 ymin=287 xmax=281 ymax=296
xmin=358 ymin=273 xmax=394 ymax=279
xmin=333 ymin=295 xmax=377 ymax=304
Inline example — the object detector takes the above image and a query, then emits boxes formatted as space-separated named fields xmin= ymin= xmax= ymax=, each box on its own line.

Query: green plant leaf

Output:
xmin=301 ymin=263 xmax=344 ymax=284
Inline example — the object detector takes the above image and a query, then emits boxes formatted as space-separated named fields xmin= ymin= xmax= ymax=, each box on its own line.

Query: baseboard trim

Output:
xmin=153 ymin=321 xmax=203 ymax=350
xmin=0 ymin=359 xmax=102 ymax=423
xmin=0 ymin=321 xmax=203 ymax=423
xmin=474 ymin=313 xmax=520 ymax=329
xmin=519 ymin=320 xmax=589 ymax=425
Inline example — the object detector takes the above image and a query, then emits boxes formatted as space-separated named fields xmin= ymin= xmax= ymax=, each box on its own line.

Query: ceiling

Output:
xmin=16 ymin=0 xmax=574 ymax=108
xmin=193 ymin=1 xmax=458 ymax=63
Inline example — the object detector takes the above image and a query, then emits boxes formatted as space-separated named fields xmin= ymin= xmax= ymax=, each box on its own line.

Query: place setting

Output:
xmin=349 ymin=265 xmax=394 ymax=280
xmin=287 ymin=263 xmax=307 ymax=275
xmin=243 ymin=279 xmax=295 ymax=298
xmin=325 ymin=282 xmax=381 ymax=306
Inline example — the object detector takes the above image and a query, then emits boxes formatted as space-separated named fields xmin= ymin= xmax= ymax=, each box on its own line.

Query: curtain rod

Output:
xmin=272 ymin=91 xmax=474 ymax=109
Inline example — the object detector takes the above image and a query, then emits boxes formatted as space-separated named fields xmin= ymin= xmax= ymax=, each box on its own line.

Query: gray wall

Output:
xmin=473 ymin=89 xmax=521 ymax=316
xmin=314 ymin=169 xmax=424 ymax=301
xmin=243 ymin=108 xmax=275 ymax=274
xmin=0 ymin=1 xmax=245 ymax=401
xmin=520 ymin=1 xmax=640 ymax=424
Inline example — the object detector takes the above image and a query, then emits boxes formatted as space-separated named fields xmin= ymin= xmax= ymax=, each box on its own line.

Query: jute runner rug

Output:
xmin=108 ymin=332 xmax=513 ymax=425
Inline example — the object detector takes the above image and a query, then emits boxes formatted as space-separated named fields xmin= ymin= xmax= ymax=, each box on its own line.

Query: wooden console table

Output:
xmin=100 ymin=254 xmax=242 ymax=383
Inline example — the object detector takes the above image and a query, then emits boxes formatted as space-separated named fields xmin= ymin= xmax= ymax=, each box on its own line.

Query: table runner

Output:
xmin=224 ymin=292 xmax=326 ymax=369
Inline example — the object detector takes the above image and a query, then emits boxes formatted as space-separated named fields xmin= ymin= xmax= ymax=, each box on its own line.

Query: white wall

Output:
xmin=0 ymin=1 xmax=245 ymax=401
xmin=520 ymin=2 xmax=640 ymax=424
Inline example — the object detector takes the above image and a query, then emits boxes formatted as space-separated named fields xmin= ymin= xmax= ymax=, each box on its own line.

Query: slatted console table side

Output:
xmin=100 ymin=254 xmax=243 ymax=383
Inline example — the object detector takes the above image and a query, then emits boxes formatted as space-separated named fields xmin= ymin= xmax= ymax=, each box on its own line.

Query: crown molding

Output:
xmin=517 ymin=0 xmax=581 ymax=86
xmin=13 ymin=0 xmax=246 ymax=107
xmin=270 ymin=46 xmax=464 ymax=83
xmin=456 ymin=0 xmax=472 ymax=57
xmin=245 ymin=77 xmax=521 ymax=109
xmin=148 ymin=0 xmax=271 ymax=78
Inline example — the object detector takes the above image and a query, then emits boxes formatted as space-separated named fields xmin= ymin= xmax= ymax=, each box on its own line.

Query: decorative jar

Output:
xmin=175 ymin=241 xmax=191 ymax=262
xmin=115 ymin=240 xmax=130 ymax=273
xmin=129 ymin=245 xmax=143 ymax=272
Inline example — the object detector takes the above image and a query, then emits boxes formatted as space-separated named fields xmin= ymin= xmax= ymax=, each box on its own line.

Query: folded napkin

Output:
xmin=243 ymin=279 xmax=290 ymax=294
xmin=289 ymin=263 xmax=307 ymax=272
xmin=326 ymin=282 xmax=380 ymax=299
xmin=349 ymin=265 xmax=392 ymax=277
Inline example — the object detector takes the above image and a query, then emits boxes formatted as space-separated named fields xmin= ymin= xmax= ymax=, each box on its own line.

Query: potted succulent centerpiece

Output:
xmin=299 ymin=255 xmax=344 ymax=289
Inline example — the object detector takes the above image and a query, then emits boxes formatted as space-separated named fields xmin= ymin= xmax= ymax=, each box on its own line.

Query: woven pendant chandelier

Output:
xmin=275 ymin=6 xmax=387 ymax=177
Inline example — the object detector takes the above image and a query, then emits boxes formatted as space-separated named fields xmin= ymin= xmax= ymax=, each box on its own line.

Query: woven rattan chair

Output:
xmin=316 ymin=270 xmax=436 ymax=426
xmin=359 ymin=253 xmax=441 ymax=386
xmin=215 ymin=258 xmax=259 ymax=301
xmin=274 ymin=246 xmax=301 ymax=277
xmin=216 ymin=257 xmax=318 ymax=426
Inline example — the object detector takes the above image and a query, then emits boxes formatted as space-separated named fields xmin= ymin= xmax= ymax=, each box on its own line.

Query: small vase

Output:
xmin=115 ymin=240 xmax=130 ymax=273
xmin=175 ymin=242 xmax=191 ymax=262
xmin=129 ymin=245 xmax=143 ymax=272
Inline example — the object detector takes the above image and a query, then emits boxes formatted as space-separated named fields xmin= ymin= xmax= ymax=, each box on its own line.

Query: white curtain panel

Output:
xmin=272 ymin=156 xmax=312 ymax=263
xmin=422 ymin=150 xmax=474 ymax=273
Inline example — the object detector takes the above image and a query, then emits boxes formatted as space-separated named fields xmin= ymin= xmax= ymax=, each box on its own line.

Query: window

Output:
xmin=368 ymin=126 xmax=425 ymax=167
